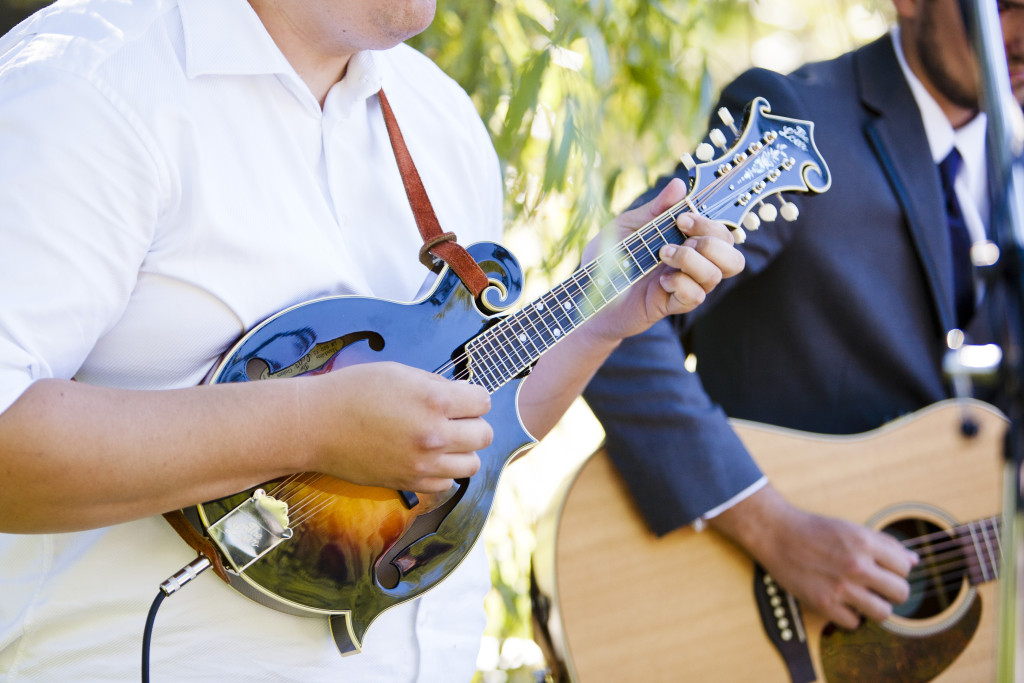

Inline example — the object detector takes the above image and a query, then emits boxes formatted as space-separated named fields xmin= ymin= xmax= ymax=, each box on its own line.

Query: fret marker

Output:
xmin=534 ymin=303 xmax=544 ymax=311
xmin=563 ymin=302 xmax=574 ymax=310
xmin=518 ymin=333 xmax=528 ymax=342
xmin=553 ymin=328 xmax=562 ymax=337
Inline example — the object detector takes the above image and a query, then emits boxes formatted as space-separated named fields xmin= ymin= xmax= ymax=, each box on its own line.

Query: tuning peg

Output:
xmin=742 ymin=212 xmax=761 ymax=231
xmin=709 ymin=128 xmax=728 ymax=152
xmin=779 ymin=199 xmax=799 ymax=221
xmin=695 ymin=142 xmax=715 ymax=162
xmin=730 ymin=226 xmax=747 ymax=244
xmin=680 ymin=152 xmax=696 ymax=171
xmin=757 ymin=202 xmax=778 ymax=222
xmin=718 ymin=107 xmax=739 ymax=136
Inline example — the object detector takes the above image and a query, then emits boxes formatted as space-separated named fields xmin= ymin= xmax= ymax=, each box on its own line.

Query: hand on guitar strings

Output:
xmin=301 ymin=361 xmax=492 ymax=493
xmin=711 ymin=484 xmax=920 ymax=630
xmin=582 ymin=177 xmax=745 ymax=345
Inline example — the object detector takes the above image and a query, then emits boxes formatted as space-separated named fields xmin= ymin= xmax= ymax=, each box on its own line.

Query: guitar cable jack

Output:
xmin=142 ymin=555 xmax=213 ymax=683
xmin=159 ymin=554 xmax=212 ymax=595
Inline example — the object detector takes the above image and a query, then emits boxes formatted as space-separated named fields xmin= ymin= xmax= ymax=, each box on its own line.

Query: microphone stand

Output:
xmin=960 ymin=2 xmax=1024 ymax=680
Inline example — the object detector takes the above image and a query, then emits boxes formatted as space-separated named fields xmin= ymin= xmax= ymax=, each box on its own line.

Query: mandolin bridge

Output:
xmin=207 ymin=489 xmax=294 ymax=572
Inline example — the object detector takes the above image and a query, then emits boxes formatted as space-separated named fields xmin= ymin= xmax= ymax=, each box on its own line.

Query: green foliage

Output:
xmin=411 ymin=0 xmax=737 ymax=277
xmin=411 ymin=0 xmax=892 ymax=283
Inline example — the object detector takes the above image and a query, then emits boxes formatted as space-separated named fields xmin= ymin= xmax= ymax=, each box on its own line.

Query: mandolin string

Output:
xmin=276 ymin=479 xmax=331 ymax=516
xmin=265 ymin=473 xmax=311 ymax=499
xmin=290 ymin=494 xmax=339 ymax=526
xmin=432 ymin=144 xmax=779 ymax=390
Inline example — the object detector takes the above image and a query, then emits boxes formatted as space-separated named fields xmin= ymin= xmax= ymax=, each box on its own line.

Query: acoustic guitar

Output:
xmin=531 ymin=399 xmax=1006 ymax=682
xmin=173 ymin=97 xmax=831 ymax=654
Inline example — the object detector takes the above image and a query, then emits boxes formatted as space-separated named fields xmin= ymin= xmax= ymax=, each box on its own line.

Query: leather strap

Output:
xmin=378 ymin=88 xmax=489 ymax=297
xmin=163 ymin=510 xmax=232 ymax=584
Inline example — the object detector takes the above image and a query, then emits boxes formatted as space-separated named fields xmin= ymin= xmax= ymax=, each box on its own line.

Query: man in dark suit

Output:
xmin=585 ymin=0 xmax=1024 ymax=629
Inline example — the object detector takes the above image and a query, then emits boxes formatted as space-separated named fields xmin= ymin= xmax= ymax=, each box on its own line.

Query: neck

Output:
xmin=896 ymin=25 xmax=979 ymax=129
xmin=942 ymin=100 xmax=979 ymax=130
xmin=249 ymin=1 xmax=352 ymax=107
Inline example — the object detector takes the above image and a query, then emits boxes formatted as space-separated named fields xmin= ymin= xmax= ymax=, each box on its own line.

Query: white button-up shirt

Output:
xmin=0 ymin=1 xmax=502 ymax=680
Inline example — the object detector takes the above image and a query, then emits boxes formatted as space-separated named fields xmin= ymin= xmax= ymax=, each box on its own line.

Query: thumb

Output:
xmin=616 ymin=177 xmax=689 ymax=231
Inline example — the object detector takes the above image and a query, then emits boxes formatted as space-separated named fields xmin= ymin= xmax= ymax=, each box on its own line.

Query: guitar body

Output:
xmin=532 ymin=400 xmax=1006 ymax=682
xmin=197 ymin=241 xmax=534 ymax=652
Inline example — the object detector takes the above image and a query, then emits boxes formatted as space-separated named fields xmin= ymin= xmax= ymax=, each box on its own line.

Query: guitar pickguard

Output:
xmin=819 ymin=598 xmax=981 ymax=682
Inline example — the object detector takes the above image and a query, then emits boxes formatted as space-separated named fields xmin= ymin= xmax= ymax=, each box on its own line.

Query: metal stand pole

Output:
xmin=960 ymin=2 xmax=1024 ymax=680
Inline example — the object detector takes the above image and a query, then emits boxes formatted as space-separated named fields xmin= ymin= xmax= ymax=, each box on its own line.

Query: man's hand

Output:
xmin=710 ymin=485 xmax=919 ymax=629
xmin=582 ymin=177 xmax=745 ymax=344
xmin=304 ymin=362 xmax=493 ymax=493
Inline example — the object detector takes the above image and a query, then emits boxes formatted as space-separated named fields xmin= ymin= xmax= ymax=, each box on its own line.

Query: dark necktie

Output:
xmin=938 ymin=148 xmax=975 ymax=329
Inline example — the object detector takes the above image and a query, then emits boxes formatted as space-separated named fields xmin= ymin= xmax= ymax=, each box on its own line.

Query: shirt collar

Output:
xmin=178 ymin=0 xmax=294 ymax=78
xmin=178 ymin=0 xmax=384 ymax=115
xmin=323 ymin=50 xmax=383 ymax=117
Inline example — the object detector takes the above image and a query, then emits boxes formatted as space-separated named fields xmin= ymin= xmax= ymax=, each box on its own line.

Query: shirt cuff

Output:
xmin=691 ymin=476 xmax=768 ymax=532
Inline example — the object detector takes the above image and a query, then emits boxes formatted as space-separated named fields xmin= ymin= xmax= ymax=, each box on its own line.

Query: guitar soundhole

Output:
xmin=881 ymin=518 xmax=963 ymax=620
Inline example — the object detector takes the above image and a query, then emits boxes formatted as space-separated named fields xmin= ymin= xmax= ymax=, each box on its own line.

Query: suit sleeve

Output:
xmin=583 ymin=68 xmax=812 ymax=535
xmin=583 ymin=319 xmax=761 ymax=535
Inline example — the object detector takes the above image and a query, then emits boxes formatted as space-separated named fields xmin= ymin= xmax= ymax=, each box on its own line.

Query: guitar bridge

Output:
xmin=753 ymin=564 xmax=815 ymax=683
xmin=207 ymin=489 xmax=293 ymax=572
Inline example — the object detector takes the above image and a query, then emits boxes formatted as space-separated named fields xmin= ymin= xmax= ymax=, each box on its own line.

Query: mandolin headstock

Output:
xmin=678 ymin=96 xmax=831 ymax=242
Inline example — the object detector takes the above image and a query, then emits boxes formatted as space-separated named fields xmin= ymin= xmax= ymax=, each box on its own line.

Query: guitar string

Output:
xmin=903 ymin=520 xmax=1002 ymax=577
xmin=899 ymin=519 xmax=1003 ymax=604
xmin=905 ymin=523 xmax=1003 ymax=578
xmin=907 ymin=572 xmax=990 ymax=605
xmin=907 ymin=544 xmax=994 ymax=585
xmin=233 ymin=136 xmax=788 ymax=522
xmin=901 ymin=517 xmax=1003 ymax=550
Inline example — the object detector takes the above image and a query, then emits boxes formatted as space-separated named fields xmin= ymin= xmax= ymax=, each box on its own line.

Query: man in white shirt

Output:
xmin=0 ymin=0 xmax=742 ymax=680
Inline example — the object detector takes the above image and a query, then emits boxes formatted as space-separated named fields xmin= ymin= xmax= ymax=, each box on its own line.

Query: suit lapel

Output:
xmin=857 ymin=37 xmax=957 ymax=334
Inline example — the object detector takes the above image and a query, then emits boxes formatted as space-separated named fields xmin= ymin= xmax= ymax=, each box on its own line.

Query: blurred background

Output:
xmin=0 ymin=1 xmax=894 ymax=680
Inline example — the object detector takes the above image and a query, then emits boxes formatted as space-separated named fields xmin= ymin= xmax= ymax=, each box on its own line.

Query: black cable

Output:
xmin=140 ymin=555 xmax=213 ymax=682
xmin=141 ymin=589 xmax=166 ymax=683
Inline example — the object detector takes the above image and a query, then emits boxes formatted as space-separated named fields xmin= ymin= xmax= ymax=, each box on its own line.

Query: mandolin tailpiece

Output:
xmin=207 ymin=489 xmax=294 ymax=572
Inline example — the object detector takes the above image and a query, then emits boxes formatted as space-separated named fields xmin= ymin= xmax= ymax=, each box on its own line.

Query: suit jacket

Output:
xmin=584 ymin=34 xmax=1000 ymax=535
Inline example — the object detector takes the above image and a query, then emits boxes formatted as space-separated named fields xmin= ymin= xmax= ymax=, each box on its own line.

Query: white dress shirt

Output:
xmin=0 ymin=1 xmax=502 ymax=680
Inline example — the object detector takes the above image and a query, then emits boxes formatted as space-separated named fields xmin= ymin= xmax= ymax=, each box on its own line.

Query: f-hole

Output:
xmin=374 ymin=479 xmax=469 ymax=590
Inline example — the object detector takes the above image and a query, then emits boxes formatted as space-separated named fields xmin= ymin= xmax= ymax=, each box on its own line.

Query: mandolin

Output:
xmin=178 ymin=97 xmax=831 ymax=654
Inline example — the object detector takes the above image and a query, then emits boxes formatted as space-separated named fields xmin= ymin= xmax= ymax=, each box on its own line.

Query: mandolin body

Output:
xmin=197 ymin=241 xmax=533 ymax=653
